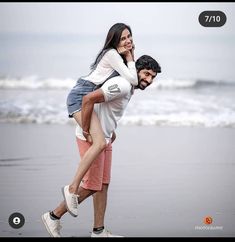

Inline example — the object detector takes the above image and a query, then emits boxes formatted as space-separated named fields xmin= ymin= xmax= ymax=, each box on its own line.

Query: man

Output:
xmin=41 ymin=55 xmax=161 ymax=237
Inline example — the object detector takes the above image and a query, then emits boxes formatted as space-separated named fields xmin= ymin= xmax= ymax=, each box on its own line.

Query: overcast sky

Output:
xmin=0 ymin=2 xmax=235 ymax=36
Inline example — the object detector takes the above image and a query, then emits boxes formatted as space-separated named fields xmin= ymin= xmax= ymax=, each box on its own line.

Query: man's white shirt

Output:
xmin=76 ymin=76 xmax=134 ymax=143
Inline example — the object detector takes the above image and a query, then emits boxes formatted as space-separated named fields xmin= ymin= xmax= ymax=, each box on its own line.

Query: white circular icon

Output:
xmin=13 ymin=217 xmax=21 ymax=225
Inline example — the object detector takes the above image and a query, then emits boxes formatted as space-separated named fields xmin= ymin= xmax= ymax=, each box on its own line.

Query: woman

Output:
xmin=63 ymin=23 xmax=138 ymax=217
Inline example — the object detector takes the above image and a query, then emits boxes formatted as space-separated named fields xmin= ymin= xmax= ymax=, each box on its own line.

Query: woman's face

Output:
xmin=117 ymin=28 xmax=133 ymax=50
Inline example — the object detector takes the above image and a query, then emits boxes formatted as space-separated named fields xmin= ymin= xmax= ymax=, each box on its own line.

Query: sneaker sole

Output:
xmin=61 ymin=186 xmax=78 ymax=217
xmin=41 ymin=214 xmax=58 ymax=237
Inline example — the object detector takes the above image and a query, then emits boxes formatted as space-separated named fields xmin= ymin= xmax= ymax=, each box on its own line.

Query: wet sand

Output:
xmin=0 ymin=123 xmax=235 ymax=237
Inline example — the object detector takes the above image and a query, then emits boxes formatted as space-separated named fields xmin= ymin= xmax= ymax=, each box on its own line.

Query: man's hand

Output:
xmin=82 ymin=130 xmax=93 ymax=144
xmin=81 ymin=89 xmax=105 ymax=142
xmin=111 ymin=131 xmax=116 ymax=143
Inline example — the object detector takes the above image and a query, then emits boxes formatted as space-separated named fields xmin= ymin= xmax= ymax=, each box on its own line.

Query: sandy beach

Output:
xmin=0 ymin=123 xmax=235 ymax=237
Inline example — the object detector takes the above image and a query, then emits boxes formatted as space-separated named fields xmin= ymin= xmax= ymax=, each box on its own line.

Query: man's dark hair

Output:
xmin=136 ymin=55 xmax=161 ymax=73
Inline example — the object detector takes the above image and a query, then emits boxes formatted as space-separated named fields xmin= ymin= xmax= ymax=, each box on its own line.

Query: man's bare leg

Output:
xmin=42 ymin=186 xmax=96 ymax=237
xmin=53 ymin=186 xmax=96 ymax=218
xmin=92 ymin=184 xmax=109 ymax=228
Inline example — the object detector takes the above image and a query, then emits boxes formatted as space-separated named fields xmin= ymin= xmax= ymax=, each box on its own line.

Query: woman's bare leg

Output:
xmin=69 ymin=111 xmax=106 ymax=194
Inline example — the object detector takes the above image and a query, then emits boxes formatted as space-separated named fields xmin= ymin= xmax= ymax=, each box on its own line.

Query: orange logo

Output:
xmin=204 ymin=216 xmax=213 ymax=225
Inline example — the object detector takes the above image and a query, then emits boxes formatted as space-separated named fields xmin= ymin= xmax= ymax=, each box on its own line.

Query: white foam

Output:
xmin=0 ymin=78 xmax=235 ymax=128
xmin=0 ymin=76 xmax=75 ymax=89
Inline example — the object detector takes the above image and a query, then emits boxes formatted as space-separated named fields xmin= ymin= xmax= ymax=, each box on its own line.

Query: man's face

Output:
xmin=137 ymin=69 xmax=157 ymax=90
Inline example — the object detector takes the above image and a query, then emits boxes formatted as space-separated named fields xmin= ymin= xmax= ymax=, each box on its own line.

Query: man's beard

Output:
xmin=137 ymin=79 xmax=150 ymax=90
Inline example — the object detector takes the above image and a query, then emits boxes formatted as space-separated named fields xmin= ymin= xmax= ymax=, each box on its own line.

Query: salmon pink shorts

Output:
xmin=76 ymin=138 xmax=112 ymax=191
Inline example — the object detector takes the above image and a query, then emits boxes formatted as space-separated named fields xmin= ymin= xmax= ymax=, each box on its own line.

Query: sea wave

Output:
xmin=1 ymin=109 xmax=235 ymax=128
xmin=1 ymin=114 xmax=235 ymax=128
xmin=0 ymin=76 xmax=75 ymax=89
xmin=0 ymin=75 xmax=234 ymax=90
xmin=150 ymin=78 xmax=235 ymax=90
xmin=1 ymin=78 xmax=235 ymax=128
xmin=119 ymin=114 xmax=235 ymax=128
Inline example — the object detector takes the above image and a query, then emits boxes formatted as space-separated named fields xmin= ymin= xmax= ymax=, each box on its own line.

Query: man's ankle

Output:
xmin=49 ymin=211 xmax=60 ymax=220
xmin=93 ymin=226 xmax=104 ymax=234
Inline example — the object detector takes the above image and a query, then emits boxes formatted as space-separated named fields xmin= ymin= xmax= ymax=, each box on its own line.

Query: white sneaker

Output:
xmin=91 ymin=229 xmax=124 ymax=237
xmin=62 ymin=185 xmax=79 ymax=217
xmin=41 ymin=212 xmax=62 ymax=237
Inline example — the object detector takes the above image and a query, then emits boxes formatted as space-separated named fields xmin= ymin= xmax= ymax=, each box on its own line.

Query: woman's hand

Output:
xmin=117 ymin=46 xmax=134 ymax=62
xmin=117 ymin=46 xmax=129 ymax=55
xmin=131 ymin=43 xmax=135 ymax=59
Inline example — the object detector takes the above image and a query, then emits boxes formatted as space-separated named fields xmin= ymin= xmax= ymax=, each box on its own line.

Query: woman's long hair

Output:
xmin=90 ymin=23 xmax=132 ymax=70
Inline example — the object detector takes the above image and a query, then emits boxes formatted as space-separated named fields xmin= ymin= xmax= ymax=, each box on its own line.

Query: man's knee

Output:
xmin=101 ymin=183 xmax=109 ymax=191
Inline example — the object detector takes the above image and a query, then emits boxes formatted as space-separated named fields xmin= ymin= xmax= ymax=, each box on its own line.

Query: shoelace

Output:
xmin=104 ymin=230 xmax=123 ymax=237
xmin=52 ymin=221 xmax=62 ymax=233
xmin=57 ymin=225 xmax=62 ymax=233
xmin=99 ymin=229 xmax=112 ymax=236
xmin=71 ymin=194 xmax=79 ymax=209
xmin=105 ymin=230 xmax=112 ymax=236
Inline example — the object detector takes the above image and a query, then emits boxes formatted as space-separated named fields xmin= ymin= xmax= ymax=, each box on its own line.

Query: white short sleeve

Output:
xmin=101 ymin=76 xmax=132 ymax=102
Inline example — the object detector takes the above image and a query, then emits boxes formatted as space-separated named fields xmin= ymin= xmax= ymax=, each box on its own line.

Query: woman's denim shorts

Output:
xmin=67 ymin=78 xmax=98 ymax=118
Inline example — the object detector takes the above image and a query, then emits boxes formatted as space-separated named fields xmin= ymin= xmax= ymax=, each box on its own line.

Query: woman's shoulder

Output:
xmin=104 ymin=48 xmax=119 ymax=57
xmin=103 ymin=48 xmax=122 ymax=62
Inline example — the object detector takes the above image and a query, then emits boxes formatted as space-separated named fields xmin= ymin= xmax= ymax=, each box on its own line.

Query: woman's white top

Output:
xmin=83 ymin=48 xmax=138 ymax=86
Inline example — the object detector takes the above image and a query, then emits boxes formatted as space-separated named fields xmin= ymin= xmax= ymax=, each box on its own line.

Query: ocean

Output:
xmin=0 ymin=32 xmax=235 ymax=128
